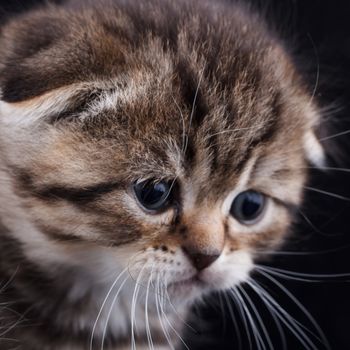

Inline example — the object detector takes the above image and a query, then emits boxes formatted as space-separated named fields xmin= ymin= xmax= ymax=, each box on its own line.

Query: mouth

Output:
xmin=167 ymin=274 xmax=204 ymax=290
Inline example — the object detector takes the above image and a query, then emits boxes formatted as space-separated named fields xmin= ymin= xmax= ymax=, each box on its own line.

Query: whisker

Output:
xmin=171 ymin=96 xmax=187 ymax=154
xmin=101 ymin=276 xmax=128 ymax=350
xmin=155 ymin=275 xmax=174 ymax=350
xmin=303 ymin=165 xmax=350 ymax=173
xmin=163 ymin=176 xmax=179 ymax=203
xmin=255 ymin=244 xmax=350 ymax=256
xmin=306 ymin=33 xmax=320 ymax=106
xmin=319 ymin=128 xmax=350 ymax=142
xmin=160 ymin=282 xmax=189 ymax=350
xmin=145 ymin=264 xmax=155 ymax=350
xmin=229 ymin=287 xmax=253 ymax=349
xmin=233 ymin=126 xmax=350 ymax=171
xmin=232 ymin=286 xmax=265 ymax=350
xmin=248 ymin=279 xmax=317 ymax=350
xmin=238 ymin=285 xmax=274 ymax=350
xmin=256 ymin=265 xmax=350 ymax=281
xmin=257 ymin=269 xmax=331 ymax=349
xmin=0 ymin=307 xmax=31 ymax=338
xmin=163 ymin=279 xmax=197 ymax=334
xmin=131 ymin=265 xmax=147 ymax=350
xmin=0 ymin=336 xmax=20 ymax=343
xmin=127 ymin=250 xmax=149 ymax=285
xmin=183 ymin=67 xmax=205 ymax=156
xmin=89 ymin=267 xmax=128 ymax=350
xmin=247 ymin=278 xmax=287 ymax=350
xmin=222 ymin=291 xmax=242 ymax=350
xmin=304 ymin=186 xmax=350 ymax=201
xmin=297 ymin=209 xmax=334 ymax=237
xmin=218 ymin=292 xmax=227 ymax=334
xmin=256 ymin=269 xmax=323 ymax=283
xmin=0 ymin=267 xmax=19 ymax=293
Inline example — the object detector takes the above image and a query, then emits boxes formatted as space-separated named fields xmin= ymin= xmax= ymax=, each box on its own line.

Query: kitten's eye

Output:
xmin=134 ymin=179 xmax=172 ymax=212
xmin=230 ymin=190 xmax=266 ymax=224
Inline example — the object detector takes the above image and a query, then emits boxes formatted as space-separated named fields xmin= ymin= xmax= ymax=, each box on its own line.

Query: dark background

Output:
xmin=1 ymin=1 xmax=350 ymax=349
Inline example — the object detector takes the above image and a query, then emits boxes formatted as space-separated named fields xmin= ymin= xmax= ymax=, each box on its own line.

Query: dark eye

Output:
xmin=230 ymin=190 xmax=266 ymax=224
xmin=134 ymin=179 xmax=173 ymax=212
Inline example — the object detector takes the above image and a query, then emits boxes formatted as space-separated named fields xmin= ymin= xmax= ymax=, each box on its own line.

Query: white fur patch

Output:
xmin=80 ymin=78 xmax=151 ymax=119
xmin=0 ymin=74 xmax=153 ymax=128
xmin=201 ymin=250 xmax=253 ymax=290
xmin=303 ymin=130 xmax=325 ymax=167
xmin=0 ymin=85 xmax=83 ymax=127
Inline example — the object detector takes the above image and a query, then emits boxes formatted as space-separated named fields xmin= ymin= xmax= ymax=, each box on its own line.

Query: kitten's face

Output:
xmin=0 ymin=1 xmax=323 ymax=306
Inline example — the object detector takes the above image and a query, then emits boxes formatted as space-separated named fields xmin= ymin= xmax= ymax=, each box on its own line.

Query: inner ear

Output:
xmin=303 ymin=130 xmax=326 ymax=167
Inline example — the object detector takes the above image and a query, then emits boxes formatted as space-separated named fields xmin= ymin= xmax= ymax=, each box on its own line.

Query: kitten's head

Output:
xmin=0 ymin=0 xmax=324 ymax=304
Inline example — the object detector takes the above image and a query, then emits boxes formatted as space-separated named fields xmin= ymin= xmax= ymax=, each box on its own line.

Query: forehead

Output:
xmin=56 ymin=70 xmax=300 ymax=201
xmin=0 ymin=1 xmax=309 ymax=194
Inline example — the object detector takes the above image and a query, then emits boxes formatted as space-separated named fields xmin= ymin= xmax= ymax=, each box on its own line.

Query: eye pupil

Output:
xmin=134 ymin=180 xmax=172 ymax=211
xmin=141 ymin=182 xmax=167 ymax=206
xmin=242 ymin=193 xmax=261 ymax=217
xmin=230 ymin=190 xmax=265 ymax=224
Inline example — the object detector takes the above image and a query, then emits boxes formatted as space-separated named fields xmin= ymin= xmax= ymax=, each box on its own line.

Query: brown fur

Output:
xmin=0 ymin=0 xmax=322 ymax=349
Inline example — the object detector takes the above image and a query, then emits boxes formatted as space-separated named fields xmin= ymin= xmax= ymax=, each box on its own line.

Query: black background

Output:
xmin=1 ymin=1 xmax=350 ymax=349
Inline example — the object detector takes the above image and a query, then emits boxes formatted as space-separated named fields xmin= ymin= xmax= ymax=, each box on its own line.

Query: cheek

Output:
xmin=201 ymin=249 xmax=254 ymax=290
xmin=242 ymin=212 xmax=292 ymax=251
xmin=228 ymin=202 xmax=292 ymax=250
xmin=127 ymin=246 xmax=195 ymax=282
xmin=18 ymin=193 xmax=146 ymax=246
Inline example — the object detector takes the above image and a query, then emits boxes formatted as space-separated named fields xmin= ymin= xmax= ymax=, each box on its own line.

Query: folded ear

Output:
xmin=0 ymin=10 xmax=70 ymax=103
xmin=303 ymin=128 xmax=325 ymax=167
xmin=0 ymin=5 xmax=126 ymax=103
xmin=0 ymin=5 xmax=130 ymax=129
xmin=0 ymin=84 xmax=88 ymax=127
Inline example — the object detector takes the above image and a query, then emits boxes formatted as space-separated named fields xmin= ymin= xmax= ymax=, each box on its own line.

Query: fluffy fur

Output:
xmin=0 ymin=0 xmax=323 ymax=348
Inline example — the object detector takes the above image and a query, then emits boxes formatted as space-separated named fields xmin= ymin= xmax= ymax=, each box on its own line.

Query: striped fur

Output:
xmin=0 ymin=0 xmax=323 ymax=348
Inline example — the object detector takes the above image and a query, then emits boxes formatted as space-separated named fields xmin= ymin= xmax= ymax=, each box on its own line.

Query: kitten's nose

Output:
xmin=183 ymin=246 xmax=220 ymax=271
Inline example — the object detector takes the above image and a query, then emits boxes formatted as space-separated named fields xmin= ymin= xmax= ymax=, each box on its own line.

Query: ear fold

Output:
xmin=0 ymin=85 xmax=84 ymax=127
xmin=0 ymin=11 xmax=69 ymax=103
xmin=0 ymin=5 xmax=126 ymax=104
xmin=0 ymin=5 xmax=127 ymax=127
xmin=303 ymin=129 xmax=326 ymax=167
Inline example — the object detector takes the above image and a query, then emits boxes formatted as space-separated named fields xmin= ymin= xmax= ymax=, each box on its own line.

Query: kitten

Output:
xmin=0 ymin=0 xmax=325 ymax=349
